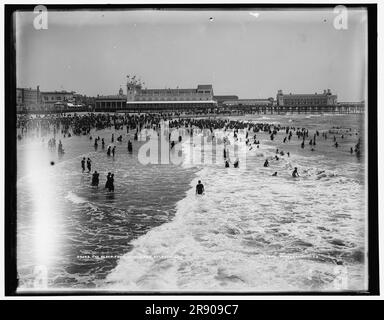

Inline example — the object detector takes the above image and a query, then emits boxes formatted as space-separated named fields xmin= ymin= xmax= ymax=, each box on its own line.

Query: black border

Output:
xmin=4 ymin=3 xmax=379 ymax=296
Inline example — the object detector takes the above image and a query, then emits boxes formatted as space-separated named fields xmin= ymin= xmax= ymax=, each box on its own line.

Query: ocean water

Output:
xmin=16 ymin=113 xmax=367 ymax=292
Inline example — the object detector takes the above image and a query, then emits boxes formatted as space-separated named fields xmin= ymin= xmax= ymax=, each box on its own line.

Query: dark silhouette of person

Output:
xmin=87 ymin=158 xmax=92 ymax=172
xmin=91 ymin=171 xmax=99 ymax=187
xmin=109 ymin=174 xmax=115 ymax=192
xmin=292 ymin=167 xmax=299 ymax=178
xmin=81 ymin=157 xmax=85 ymax=172
xmin=105 ymin=172 xmax=111 ymax=189
xmin=196 ymin=180 xmax=204 ymax=195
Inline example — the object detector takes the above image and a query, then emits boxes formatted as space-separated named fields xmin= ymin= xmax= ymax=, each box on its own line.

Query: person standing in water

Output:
xmin=58 ymin=140 xmax=64 ymax=154
xmin=196 ymin=180 xmax=205 ymax=195
xmin=105 ymin=172 xmax=111 ymax=189
xmin=87 ymin=158 xmax=92 ymax=172
xmin=81 ymin=157 xmax=86 ymax=172
xmin=292 ymin=167 xmax=299 ymax=178
xmin=112 ymin=146 xmax=116 ymax=157
xmin=108 ymin=174 xmax=115 ymax=192
xmin=91 ymin=171 xmax=99 ymax=187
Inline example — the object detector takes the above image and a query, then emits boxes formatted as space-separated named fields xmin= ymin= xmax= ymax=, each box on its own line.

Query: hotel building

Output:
xmin=16 ymin=86 xmax=41 ymax=111
xmin=276 ymin=89 xmax=337 ymax=107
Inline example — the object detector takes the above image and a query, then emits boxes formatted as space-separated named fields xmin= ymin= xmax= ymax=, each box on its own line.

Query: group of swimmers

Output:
xmin=82 ymin=158 xmax=115 ymax=192
xmin=47 ymin=137 xmax=65 ymax=155
xmin=16 ymin=112 xmax=363 ymax=193
xmin=81 ymin=157 xmax=92 ymax=173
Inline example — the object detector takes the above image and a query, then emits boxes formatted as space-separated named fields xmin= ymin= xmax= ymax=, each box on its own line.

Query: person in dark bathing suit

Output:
xmin=81 ymin=157 xmax=85 ymax=172
xmin=105 ymin=172 xmax=111 ymax=189
xmin=87 ymin=158 xmax=92 ymax=172
xmin=91 ymin=171 xmax=99 ymax=187
xmin=108 ymin=174 xmax=115 ymax=192
xmin=196 ymin=180 xmax=204 ymax=195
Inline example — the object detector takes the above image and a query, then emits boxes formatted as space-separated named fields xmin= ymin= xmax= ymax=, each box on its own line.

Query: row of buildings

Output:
xmin=94 ymin=79 xmax=363 ymax=113
xmin=16 ymin=81 xmax=364 ymax=113
xmin=16 ymin=86 xmax=91 ymax=112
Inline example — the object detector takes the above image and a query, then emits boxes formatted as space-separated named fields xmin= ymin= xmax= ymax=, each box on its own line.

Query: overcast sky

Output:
xmin=15 ymin=8 xmax=367 ymax=101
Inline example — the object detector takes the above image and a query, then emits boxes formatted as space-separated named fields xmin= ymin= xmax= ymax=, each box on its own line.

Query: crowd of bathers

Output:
xmin=17 ymin=112 xmax=362 ymax=192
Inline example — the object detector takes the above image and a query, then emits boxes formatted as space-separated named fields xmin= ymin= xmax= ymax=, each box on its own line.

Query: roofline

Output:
xmin=125 ymin=100 xmax=217 ymax=104
xmin=279 ymin=94 xmax=337 ymax=97
xmin=41 ymin=91 xmax=75 ymax=94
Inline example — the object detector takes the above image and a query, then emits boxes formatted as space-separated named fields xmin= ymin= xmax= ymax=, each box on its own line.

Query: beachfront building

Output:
xmin=16 ymin=87 xmax=88 ymax=112
xmin=222 ymin=98 xmax=274 ymax=107
xmin=213 ymin=95 xmax=239 ymax=107
xmin=16 ymin=86 xmax=41 ymax=112
xmin=41 ymin=90 xmax=76 ymax=110
xmin=221 ymin=98 xmax=274 ymax=113
xmin=124 ymin=80 xmax=217 ymax=112
xmin=94 ymin=82 xmax=217 ymax=112
xmin=95 ymin=88 xmax=127 ymax=111
xmin=276 ymin=89 xmax=338 ymax=112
